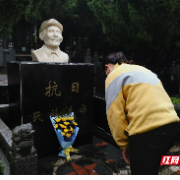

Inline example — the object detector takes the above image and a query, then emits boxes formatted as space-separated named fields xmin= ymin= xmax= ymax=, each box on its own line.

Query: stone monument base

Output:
xmin=7 ymin=62 xmax=94 ymax=158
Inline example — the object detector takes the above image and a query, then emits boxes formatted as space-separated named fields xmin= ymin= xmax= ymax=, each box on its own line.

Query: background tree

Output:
xmin=0 ymin=0 xmax=33 ymax=38
xmin=3 ymin=0 xmax=180 ymax=73
xmin=25 ymin=0 xmax=107 ymax=54
xmin=25 ymin=0 xmax=79 ymax=23
xmin=87 ymin=0 xmax=180 ymax=72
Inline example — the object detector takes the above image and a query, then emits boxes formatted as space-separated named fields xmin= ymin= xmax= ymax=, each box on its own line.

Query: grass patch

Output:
xmin=0 ymin=159 xmax=4 ymax=175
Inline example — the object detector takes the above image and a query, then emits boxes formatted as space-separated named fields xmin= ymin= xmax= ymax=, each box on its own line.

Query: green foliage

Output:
xmin=0 ymin=159 xmax=4 ymax=175
xmin=50 ymin=106 xmax=77 ymax=122
xmin=58 ymin=106 xmax=73 ymax=117
xmin=25 ymin=0 xmax=79 ymax=23
xmin=87 ymin=0 xmax=180 ymax=52
xmin=0 ymin=0 xmax=106 ymax=52
xmin=26 ymin=0 xmax=104 ymax=48
xmin=170 ymin=97 xmax=180 ymax=105
xmin=170 ymin=97 xmax=180 ymax=117
xmin=0 ymin=0 xmax=33 ymax=38
xmin=0 ymin=0 xmax=79 ymax=37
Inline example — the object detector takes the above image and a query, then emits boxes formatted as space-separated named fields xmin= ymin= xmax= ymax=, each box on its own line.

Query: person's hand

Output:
xmin=122 ymin=147 xmax=130 ymax=165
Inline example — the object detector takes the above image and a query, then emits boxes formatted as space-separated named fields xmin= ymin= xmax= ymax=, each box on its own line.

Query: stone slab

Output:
xmin=0 ymin=118 xmax=13 ymax=151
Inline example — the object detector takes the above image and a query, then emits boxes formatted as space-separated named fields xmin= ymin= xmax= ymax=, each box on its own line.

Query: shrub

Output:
xmin=170 ymin=97 xmax=180 ymax=105
xmin=170 ymin=97 xmax=180 ymax=117
xmin=0 ymin=159 xmax=4 ymax=175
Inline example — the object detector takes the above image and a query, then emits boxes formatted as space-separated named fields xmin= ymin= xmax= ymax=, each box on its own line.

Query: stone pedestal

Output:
xmin=7 ymin=62 xmax=94 ymax=158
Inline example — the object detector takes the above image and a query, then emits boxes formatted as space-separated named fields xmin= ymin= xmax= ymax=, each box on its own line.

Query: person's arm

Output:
xmin=105 ymin=75 xmax=129 ymax=150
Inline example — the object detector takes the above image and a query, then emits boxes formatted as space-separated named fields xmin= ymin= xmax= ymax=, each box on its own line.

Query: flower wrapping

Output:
xmin=50 ymin=112 xmax=79 ymax=161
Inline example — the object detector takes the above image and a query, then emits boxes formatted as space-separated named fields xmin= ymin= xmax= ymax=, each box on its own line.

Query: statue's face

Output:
xmin=43 ymin=26 xmax=63 ymax=47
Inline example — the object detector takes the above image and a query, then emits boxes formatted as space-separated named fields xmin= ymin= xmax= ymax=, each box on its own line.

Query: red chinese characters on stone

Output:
xmin=160 ymin=156 xmax=180 ymax=165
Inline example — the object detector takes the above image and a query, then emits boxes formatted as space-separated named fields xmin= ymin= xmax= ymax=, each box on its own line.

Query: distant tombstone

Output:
xmin=2 ymin=43 xmax=15 ymax=66
xmin=0 ymin=46 xmax=3 ymax=66
xmin=84 ymin=48 xmax=92 ymax=63
xmin=3 ymin=49 xmax=10 ymax=66
xmin=8 ymin=43 xmax=15 ymax=62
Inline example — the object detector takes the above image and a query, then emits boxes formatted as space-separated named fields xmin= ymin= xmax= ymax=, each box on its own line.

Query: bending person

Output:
xmin=104 ymin=52 xmax=179 ymax=175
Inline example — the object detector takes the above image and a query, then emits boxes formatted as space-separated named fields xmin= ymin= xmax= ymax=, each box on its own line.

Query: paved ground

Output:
xmin=38 ymin=135 xmax=130 ymax=175
xmin=37 ymin=135 xmax=180 ymax=175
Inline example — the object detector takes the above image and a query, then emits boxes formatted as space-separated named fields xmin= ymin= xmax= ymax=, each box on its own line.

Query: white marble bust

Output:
xmin=31 ymin=19 xmax=69 ymax=62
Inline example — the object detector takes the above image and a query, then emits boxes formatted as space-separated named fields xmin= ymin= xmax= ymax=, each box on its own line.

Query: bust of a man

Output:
xmin=31 ymin=19 xmax=69 ymax=62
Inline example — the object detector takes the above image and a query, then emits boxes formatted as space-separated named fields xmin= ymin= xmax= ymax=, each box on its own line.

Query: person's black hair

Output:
xmin=105 ymin=52 xmax=135 ymax=65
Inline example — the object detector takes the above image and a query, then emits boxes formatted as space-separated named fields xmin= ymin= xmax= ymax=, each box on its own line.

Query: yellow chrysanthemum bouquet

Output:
xmin=50 ymin=107 xmax=79 ymax=161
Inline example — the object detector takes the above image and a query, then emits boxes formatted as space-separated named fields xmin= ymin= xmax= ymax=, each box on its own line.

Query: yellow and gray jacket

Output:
xmin=105 ymin=63 xmax=179 ymax=150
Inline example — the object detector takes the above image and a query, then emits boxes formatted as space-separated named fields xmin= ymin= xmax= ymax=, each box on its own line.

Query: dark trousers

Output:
xmin=129 ymin=122 xmax=179 ymax=175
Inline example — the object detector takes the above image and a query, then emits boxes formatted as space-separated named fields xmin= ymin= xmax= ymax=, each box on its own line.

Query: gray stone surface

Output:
xmin=12 ymin=123 xmax=36 ymax=160
xmin=0 ymin=121 xmax=38 ymax=175
xmin=0 ymin=147 xmax=10 ymax=175
xmin=0 ymin=118 xmax=13 ymax=151
xmin=14 ymin=154 xmax=37 ymax=175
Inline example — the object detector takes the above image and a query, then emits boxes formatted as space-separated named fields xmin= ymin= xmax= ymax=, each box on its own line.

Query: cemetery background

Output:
xmin=0 ymin=0 xmax=180 ymax=175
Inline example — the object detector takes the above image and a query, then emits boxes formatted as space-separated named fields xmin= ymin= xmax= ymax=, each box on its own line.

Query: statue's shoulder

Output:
xmin=31 ymin=47 xmax=45 ymax=62
xmin=60 ymin=50 xmax=69 ymax=62
xmin=31 ymin=47 xmax=44 ymax=55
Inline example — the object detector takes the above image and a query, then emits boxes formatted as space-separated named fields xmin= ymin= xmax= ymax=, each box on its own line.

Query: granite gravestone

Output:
xmin=7 ymin=62 xmax=94 ymax=158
